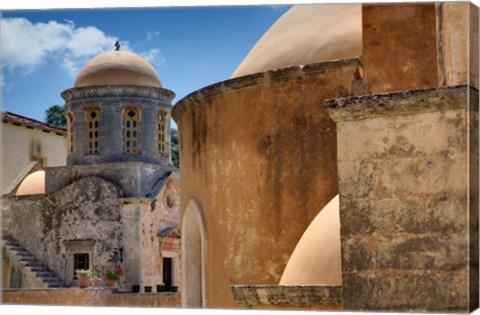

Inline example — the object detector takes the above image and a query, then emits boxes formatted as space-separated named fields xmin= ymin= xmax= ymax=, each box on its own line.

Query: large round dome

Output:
xmin=231 ymin=4 xmax=362 ymax=78
xmin=279 ymin=195 xmax=341 ymax=285
xmin=74 ymin=50 xmax=162 ymax=88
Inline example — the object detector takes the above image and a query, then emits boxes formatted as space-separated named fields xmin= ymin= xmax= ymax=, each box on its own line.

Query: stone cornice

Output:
xmin=230 ymin=285 xmax=343 ymax=306
xmin=325 ymin=85 xmax=478 ymax=122
xmin=61 ymin=85 xmax=175 ymax=103
xmin=172 ymin=58 xmax=361 ymax=122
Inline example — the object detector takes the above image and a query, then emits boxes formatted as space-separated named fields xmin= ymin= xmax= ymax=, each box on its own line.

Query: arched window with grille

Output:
xmin=123 ymin=107 xmax=140 ymax=154
xmin=158 ymin=111 xmax=167 ymax=156
xmin=85 ymin=108 xmax=100 ymax=155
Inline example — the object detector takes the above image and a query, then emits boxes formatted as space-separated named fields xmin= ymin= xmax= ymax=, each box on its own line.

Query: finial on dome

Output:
xmin=114 ymin=41 xmax=121 ymax=51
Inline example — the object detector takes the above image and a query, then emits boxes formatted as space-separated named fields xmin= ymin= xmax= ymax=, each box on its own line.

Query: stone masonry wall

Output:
xmin=325 ymin=85 xmax=478 ymax=312
xmin=2 ymin=176 xmax=123 ymax=286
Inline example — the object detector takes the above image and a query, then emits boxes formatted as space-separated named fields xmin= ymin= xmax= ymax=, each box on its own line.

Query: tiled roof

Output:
xmin=1 ymin=111 xmax=66 ymax=135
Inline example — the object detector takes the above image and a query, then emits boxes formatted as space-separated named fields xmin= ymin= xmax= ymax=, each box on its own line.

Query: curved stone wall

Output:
xmin=173 ymin=58 xmax=363 ymax=307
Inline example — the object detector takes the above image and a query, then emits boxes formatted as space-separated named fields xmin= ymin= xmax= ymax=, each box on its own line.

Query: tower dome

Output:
xmin=231 ymin=4 xmax=362 ymax=78
xmin=62 ymin=46 xmax=174 ymax=168
xmin=74 ymin=50 xmax=162 ymax=88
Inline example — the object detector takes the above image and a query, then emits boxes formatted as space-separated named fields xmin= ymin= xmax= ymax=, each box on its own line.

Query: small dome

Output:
xmin=232 ymin=4 xmax=362 ymax=78
xmin=279 ymin=195 xmax=341 ymax=285
xmin=74 ymin=50 xmax=162 ymax=88
xmin=15 ymin=170 xmax=45 ymax=196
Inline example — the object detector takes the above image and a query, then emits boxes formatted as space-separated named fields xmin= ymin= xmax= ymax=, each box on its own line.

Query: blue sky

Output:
xmin=1 ymin=5 xmax=291 ymax=124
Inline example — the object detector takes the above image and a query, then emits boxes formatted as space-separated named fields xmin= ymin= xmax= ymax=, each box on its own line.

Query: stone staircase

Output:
xmin=2 ymin=238 xmax=65 ymax=288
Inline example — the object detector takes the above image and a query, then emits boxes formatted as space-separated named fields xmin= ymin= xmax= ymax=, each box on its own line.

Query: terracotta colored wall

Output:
xmin=1 ymin=288 xmax=180 ymax=308
xmin=173 ymin=59 xmax=362 ymax=308
xmin=361 ymin=4 xmax=439 ymax=93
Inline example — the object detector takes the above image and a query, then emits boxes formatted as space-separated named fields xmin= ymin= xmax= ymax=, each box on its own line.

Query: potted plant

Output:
xmin=106 ymin=266 xmax=123 ymax=288
xmin=144 ymin=286 xmax=152 ymax=293
xmin=90 ymin=269 xmax=102 ymax=287
xmin=90 ymin=277 xmax=102 ymax=288
xmin=75 ymin=269 xmax=91 ymax=289
xmin=132 ymin=285 xmax=140 ymax=293
xmin=156 ymin=281 xmax=165 ymax=293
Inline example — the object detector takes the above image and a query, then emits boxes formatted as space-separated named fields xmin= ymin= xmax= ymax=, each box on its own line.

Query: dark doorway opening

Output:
xmin=163 ymin=257 xmax=173 ymax=287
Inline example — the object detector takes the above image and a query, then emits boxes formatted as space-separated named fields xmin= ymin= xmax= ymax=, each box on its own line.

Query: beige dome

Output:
xmin=74 ymin=50 xmax=162 ymax=88
xmin=15 ymin=170 xmax=45 ymax=196
xmin=279 ymin=195 xmax=341 ymax=285
xmin=232 ymin=4 xmax=362 ymax=78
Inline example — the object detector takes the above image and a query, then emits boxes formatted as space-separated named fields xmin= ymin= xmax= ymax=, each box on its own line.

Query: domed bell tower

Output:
xmin=49 ymin=43 xmax=175 ymax=198
xmin=61 ymin=44 xmax=175 ymax=167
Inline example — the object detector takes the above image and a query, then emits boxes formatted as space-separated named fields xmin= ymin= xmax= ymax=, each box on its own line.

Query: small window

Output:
xmin=73 ymin=253 xmax=90 ymax=279
xmin=67 ymin=112 xmax=74 ymax=154
xmin=123 ymin=107 xmax=140 ymax=154
xmin=158 ymin=111 xmax=167 ymax=156
xmin=85 ymin=108 xmax=100 ymax=155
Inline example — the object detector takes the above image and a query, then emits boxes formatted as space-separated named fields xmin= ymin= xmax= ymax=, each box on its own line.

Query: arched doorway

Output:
xmin=181 ymin=200 xmax=206 ymax=308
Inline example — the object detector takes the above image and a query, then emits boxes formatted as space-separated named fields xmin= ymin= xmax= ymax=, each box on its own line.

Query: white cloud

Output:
xmin=139 ymin=48 xmax=166 ymax=66
xmin=146 ymin=30 xmax=161 ymax=41
xmin=1 ymin=18 xmax=165 ymax=78
xmin=1 ymin=18 xmax=72 ymax=73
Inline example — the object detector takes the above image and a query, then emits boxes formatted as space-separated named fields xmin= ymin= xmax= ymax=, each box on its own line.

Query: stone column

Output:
xmin=100 ymin=105 xmax=123 ymax=162
xmin=120 ymin=198 xmax=142 ymax=291
xmin=120 ymin=197 xmax=157 ymax=293
xmin=325 ymin=85 xmax=478 ymax=312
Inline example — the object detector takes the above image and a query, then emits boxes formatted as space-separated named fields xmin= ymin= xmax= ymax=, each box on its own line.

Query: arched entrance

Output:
xmin=181 ymin=200 xmax=206 ymax=308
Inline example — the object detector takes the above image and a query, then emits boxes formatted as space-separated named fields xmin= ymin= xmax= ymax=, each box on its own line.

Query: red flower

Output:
xmin=115 ymin=268 xmax=123 ymax=275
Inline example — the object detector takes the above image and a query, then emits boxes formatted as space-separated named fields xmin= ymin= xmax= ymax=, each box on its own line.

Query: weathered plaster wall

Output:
xmin=1 ymin=288 xmax=180 ymax=307
xmin=469 ymin=86 xmax=479 ymax=311
xmin=470 ymin=3 xmax=479 ymax=89
xmin=173 ymin=59 xmax=363 ymax=308
xmin=325 ymin=85 xmax=478 ymax=312
xmin=1 ymin=121 xmax=67 ymax=192
xmin=1 ymin=256 xmax=13 ymax=289
xmin=2 ymin=176 xmax=123 ymax=285
xmin=361 ymin=4 xmax=439 ymax=94
xmin=119 ymin=175 xmax=180 ymax=292
xmin=437 ymin=2 xmax=479 ymax=89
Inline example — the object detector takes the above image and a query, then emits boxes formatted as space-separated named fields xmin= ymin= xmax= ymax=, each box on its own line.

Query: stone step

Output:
xmin=24 ymin=261 xmax=44 ymax=268
xmin=3 ymin=237 xmax=65 ymax=288
xmin=4 ymin=240 xmax=19 ymax=246
xmin=5 ymin=245 xmax=24 ymax=252
xmin=29 ymin=266 xmax=48 ymax=272
xmin=42 ymin=276 xmax=61 ymax=282
xmin=35 ymin=271 xmax=54 ymax=277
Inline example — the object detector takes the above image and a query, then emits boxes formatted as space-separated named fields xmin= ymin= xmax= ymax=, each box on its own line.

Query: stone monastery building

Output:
xmin=2 ymin=2 xmax=480 ymax=313
xmin=2 ymin=48 xmax=181 ymax=292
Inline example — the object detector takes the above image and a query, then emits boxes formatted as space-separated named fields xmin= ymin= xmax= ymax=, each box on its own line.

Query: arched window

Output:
xmin=66 ymin=112 xmax=74 ymax=154
xmin=158 ymin=111 xmax=167 ymax=156
xmin=123 ymin=107 xmax=140 ymax=154
xmin=85 ymin=108 xmax=100 ymax=155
